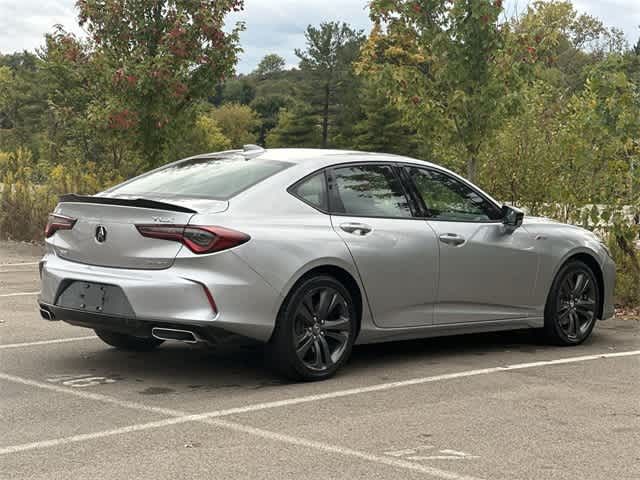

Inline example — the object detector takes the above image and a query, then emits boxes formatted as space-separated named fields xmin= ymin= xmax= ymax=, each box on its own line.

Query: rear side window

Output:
xmin=290 ymin=172 xmax=327 ymax=211
xmin=330 ymin=165 xmax=412 ymax=218
xmin=110 ymin=156 xmax=291 ymax=200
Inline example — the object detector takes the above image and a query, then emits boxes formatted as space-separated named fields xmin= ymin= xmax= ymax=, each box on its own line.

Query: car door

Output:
xmin=327 ymin=163 xmax=439 ymax=328
xmin=402 ymin=165 xmax=539 ymax=325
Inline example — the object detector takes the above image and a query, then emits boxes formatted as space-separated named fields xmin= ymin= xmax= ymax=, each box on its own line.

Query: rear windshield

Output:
xmin=110 ymin=156 xmax=291 ymax=200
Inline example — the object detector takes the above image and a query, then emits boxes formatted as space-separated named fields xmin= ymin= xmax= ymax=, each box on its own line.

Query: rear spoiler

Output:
xmin=58 ymin=194 xmax=197 ymax=214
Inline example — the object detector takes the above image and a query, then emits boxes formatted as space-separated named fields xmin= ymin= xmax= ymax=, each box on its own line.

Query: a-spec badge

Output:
xmin=152 ymin=216 xmax=174 ymax=223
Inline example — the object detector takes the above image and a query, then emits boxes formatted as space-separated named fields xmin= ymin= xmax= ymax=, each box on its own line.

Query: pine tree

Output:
xmin=265 ymin=104 xmax=320 ymax=148
xmin=352 ymin=82 xmax=422 ymax=157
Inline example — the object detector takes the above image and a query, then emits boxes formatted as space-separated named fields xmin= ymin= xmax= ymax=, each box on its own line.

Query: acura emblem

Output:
xmin=95 ymin=225 xmax=107 ymax=243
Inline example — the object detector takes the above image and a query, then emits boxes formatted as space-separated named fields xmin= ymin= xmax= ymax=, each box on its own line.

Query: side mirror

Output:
xmin=502 ymin=205 xmax=524 ymax=231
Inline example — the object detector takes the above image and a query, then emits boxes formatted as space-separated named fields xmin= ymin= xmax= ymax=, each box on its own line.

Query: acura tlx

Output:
xmin=38 ymin=146 xmax=616 ymax=381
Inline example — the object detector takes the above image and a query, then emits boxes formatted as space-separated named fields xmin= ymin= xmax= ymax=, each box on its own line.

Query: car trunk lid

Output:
xmin=49 ymin=195 xmax=228 ymax=269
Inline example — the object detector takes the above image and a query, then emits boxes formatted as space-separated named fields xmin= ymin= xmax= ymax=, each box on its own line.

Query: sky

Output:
xmin=0 ymin=0 xmax=638 ymax=74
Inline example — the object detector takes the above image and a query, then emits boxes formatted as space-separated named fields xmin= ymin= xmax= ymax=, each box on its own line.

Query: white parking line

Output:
xmin=0 ymin=336 xmax=97 ymax=350
xmin=0 ymin=349 xmax=638 ymax=460
xmin=0 ymin=372 xmax=483 ymax=480
xmin=207 ymin=418 xmax=484 ymax=480
xmin=0 ymin=262 xmax=39 ymax=267
xmin=0 ymin=291 xmax=40 ymax=298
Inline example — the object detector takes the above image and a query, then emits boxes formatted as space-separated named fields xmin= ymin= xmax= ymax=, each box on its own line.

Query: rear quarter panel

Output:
xmin=189 ymin=186 xmax=372 ymax=336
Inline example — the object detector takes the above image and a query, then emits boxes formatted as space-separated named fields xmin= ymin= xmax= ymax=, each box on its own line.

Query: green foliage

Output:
xmin=266 ymin=104 xmax=320 ymax=148
xmin=76 ymin=0 xmax=245 ymax=167
xmin=254 ymin=54 xmax=286 ymax=79
xmin=210 ymin=103 xmax=260 ymax=147
xmin=217 ymin=77 xmax=256 ymax=105
xmin=352 ymin=81 xmax=421 ymax=157
xmin=162 ymin=106 xmax=232 ymax=161
xmin=360 ymin=0 xmax=508 ymax=181
xmin=296 ymin=22 xmax=364 ymax=148
xmin=0 ymin=148 xmax=122 ymax=240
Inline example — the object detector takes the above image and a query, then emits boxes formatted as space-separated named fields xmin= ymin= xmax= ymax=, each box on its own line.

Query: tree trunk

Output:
xmin=321 ymin=82 xmax=330 ymax=148
xmin=466 ymin=153 xmax=477 ymax=183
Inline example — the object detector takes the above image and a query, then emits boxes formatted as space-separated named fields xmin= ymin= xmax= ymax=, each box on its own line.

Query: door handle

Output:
xmin=439 ymin=233 xmax=466 ymax=246
xmin=340 ymin=222 xmax=372 ymax=236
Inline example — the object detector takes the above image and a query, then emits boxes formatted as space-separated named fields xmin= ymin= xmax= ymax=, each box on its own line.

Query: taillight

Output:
xmin=135 ymin=225 xmax=250 ymax=254
xmin=45 ymin=214 xmax=77 ymax=238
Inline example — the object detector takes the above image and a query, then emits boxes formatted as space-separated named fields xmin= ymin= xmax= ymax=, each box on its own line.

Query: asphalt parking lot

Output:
xmin=1 ymin=241 xmax=639 ymax=480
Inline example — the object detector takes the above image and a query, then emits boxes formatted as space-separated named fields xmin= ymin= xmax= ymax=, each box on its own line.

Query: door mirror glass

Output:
xmin=502 ymin=205 xmax=524 ymax=230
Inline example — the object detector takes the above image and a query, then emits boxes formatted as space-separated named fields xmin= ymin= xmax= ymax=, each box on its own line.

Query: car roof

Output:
xmin=265 ymin=148 xmax=424 ymax=164
xmin=199 ymin=147 xmax=441 ymax=168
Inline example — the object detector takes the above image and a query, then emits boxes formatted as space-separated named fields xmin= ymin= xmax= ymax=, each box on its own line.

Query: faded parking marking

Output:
xmin=385 ymin=445 xmax=479 ymax=461
xmin=46 ymin=374 xmax=117 ymax=388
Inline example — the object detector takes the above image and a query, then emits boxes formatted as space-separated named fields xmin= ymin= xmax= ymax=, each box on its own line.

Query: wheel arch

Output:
xmin=275 ymin=262 xmax=365 ymax=340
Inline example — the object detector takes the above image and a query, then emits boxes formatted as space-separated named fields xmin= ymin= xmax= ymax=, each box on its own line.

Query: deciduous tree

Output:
xmin=76 ymin=0 xmax=245 ymax=167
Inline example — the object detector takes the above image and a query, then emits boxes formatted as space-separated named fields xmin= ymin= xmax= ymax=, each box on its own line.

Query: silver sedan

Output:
xmin=39 ymin=146 xmax=616 ymax=381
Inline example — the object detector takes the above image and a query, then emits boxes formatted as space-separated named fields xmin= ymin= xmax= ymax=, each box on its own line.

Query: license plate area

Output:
xmin=56 ymin=281 xmax=135 ymax=317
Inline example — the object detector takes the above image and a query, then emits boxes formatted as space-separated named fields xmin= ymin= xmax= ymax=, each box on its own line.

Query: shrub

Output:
xmin=0 ymin=148 xmax=121 ymax=241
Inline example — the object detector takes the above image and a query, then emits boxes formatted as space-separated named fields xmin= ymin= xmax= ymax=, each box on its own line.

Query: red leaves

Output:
xmin=112 ymin=68 xmax=125 ymax=84
xmin=108 ymin=109 xmax=138 ymax=130
xmin=172 ymin=82 xmax=188 ymax=98
xmin=169 ymin=44 xmax=188 ymax=58
xmin=494 ymin=0 xmax=502 ymax=8
xmin=112 ymin=69 xmax=137 ymax=88
xmin=411 ymin=95 xmax=422 ymax=105
xmin=412 ymin=3 xmax=422 ymax=14
xmin=168 ymin=25 xmax=185 ymax=39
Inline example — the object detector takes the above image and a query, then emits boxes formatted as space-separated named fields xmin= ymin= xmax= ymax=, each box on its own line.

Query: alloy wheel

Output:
xmin=556 ymin=269 xmax=597 ymax=341
xmin=293 ymin=286 xmax=352 ymax=372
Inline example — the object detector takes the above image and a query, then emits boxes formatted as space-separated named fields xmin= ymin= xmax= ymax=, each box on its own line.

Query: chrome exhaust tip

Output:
xmin=39 ymin=307 xmax=55 ymax=321
xmin=151 ymin=327 xmax=199 ymax=344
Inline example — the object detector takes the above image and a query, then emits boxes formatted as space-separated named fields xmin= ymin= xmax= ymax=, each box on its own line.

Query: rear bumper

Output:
xmin=39 ymin=251 xmax=282 ymax=342
xmin=38 ymin=302 xmax=242 ymax=344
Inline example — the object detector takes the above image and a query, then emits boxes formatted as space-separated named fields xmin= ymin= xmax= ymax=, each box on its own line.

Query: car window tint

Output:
xmin=110 ymin=156 xmax=291 ymax=200
xmin=407 ymin=167 xmax=502 ymax=221
xmin=331 ymin=165 xmax=412 ymax=218
xmin=291 ymin=172 xmax=327 ymax=210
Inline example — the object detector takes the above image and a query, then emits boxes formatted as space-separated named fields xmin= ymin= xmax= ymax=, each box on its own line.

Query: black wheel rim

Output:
xmin=557 ymin=270 xmax=597 ymax=341
xmin=293 ymin=286 xmax=352 ymax=372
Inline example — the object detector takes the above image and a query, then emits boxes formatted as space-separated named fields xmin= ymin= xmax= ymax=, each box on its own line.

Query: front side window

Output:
xmin=406 ymin=167 xmax=502 ymax=222
xmin=109 ymin=156 xmax=292 ymax=200
xmin=330 ymin=165 xmax=412 ymax=218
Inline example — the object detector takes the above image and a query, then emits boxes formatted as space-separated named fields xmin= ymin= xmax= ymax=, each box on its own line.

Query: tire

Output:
xmin=94 ymin=329 xmax=164 ymax=352
xmin=542 ymin=260 xmax=600 ymax=346
xmin=267 ymin=275 xmax=358 ymax=381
